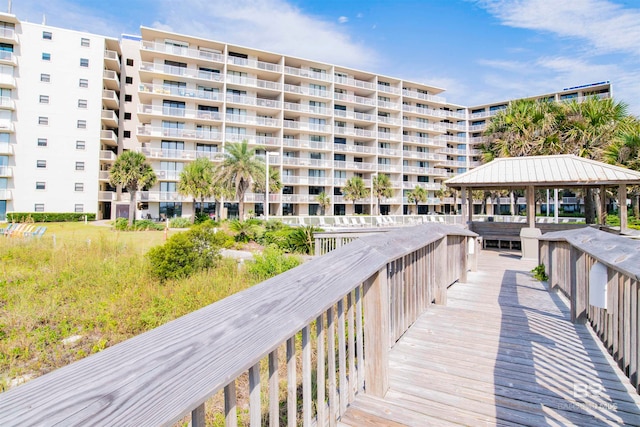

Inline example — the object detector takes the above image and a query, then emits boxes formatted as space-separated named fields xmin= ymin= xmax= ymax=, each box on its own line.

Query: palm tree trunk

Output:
xmin=585 ymin=188 xmax=596 ymax=224
xmin=128 ymin=189 xmax=136 ymax=226
xmin=633 ymin=194 xmax=639 ymax=219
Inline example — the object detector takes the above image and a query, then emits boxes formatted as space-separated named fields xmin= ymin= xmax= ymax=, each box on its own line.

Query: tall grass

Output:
xmin=0 ymin=226 xmax=269 ymax=389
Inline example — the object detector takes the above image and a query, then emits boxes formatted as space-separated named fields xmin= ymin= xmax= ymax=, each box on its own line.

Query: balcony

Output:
xmin=138 ymin=83 xmax=223 ymax=103
xmin=225 ymin=134 xmax=282 ymax=148
xmin=0 ymin=27 xmax=17 ymax=44
xmin=377 ymin=131 xmax=401 ymax=141
xmin=376 ymin=116 xmax=401 ymax=126
xmin=378 ymin=147 xmax=401 ymax=156
xmin=442 ymin=109 xmax=467 ymax=120
xmin=0 ymin=50 xmax=16 ymax=66
xmin=155 ymin=169 xmax=182 ymax=181
xmin=101 ymin=110 xmax=119 ymax=128
xmin=283 ymin=102 xmax=330 ymax=116
xmin=377 ymin=84 xmax=401 ymax=95
xmin=334 ymin=75 xmax=376 ymax=91
xmin=140 ymin=62 xmax=224 ymax=85
xmin=402 ymin=165 xmax=448 ymax=176
xmin=377 ymin=100 xmax=399 ymax=110
xmin=136 ymin=126 xmax=221 ymax=143
xmin=137 ymin=191 xmax=189 ymax=202
xmin=99 ymin=150 xmax=117 ymax=161
xmin=226 ymin=75 xmax=282 ymax=91
xmin=102 ymin=90 xmax=119 ymax=110
xmin=402 ymin=182 xmax=441 ymax=191
xmin=98 ymin=171 xmax=111 ymax=181
xmin=98 ymin=191 xmax=116 ymax=201
xmin=226 ymin=56 xmax=282 ymax=74
xmin=282 ymin=176 xmax=332 ymax=185
xmin=402 ymin=119 xmax=445 ymax=133
xmin=441 ymin=122 xmax=467 ymax=132
xmin=140 ymin=40 xmax=225 ymax=64
xmin=333 ymin=143 xmax=376 ymax=154
xmin=138 ymin=104 xmax=222 ymax=123
xmin=402 ymin=104 xmax=446 ymax=119
xmin=402 ymin=151 xmax=446 ymax=162
xmin=283 ymin=120 xmax=331 ymax=133
xmin=436 ymin=159 xmax=467 ymax=168
xmin=376 ymin=164 xmax=402 ymax=173
xmin=0 ymin=74 xmax=16 ymax=88
xmin=225 ymin=114 xmax=280 ymax=128
xmin=244 ymin=193 xmax=283 ymax=203
xmin=333 ymin=92 xmax=376 ymax=107
xmin=0 ymin=165 xmax=12 ymax=177
xmin=100 ymin=130 xmax=117 ymax=146
xmin=0 ymin=96 xmax=14 ymax=110
xmin=402 ymin=135 xmax=446 ymax=148
xmin=283 ymin=66 xmax=332 ymax=82
xmin=281 ymin=157 xmax=332 ymax=168
xmin=104 ymin=50 xmax=120 ymax=69
xmin=0 ymin=142 xmax=13 ymax=155
xmin=436 ymin=135 xmax=466 ymax=144
xmin=227 ymin=95 xmax=282 ymax=110
xmin=138 ymin=146 xmax=224 ymax=162
xmin=333 ymin=109 xmax=374 ymax=122
xmin=333 ymin=161 xmax=376 ymax=171
xmin=0 ymin=121 xmax=14 ymax=132
xmin=0 ymin=189 xmax=12 ymax=200
xmin=281 ymin=138 xmax=332 ymax=151
xmin=334 ymin=127 xmax=376 ymax=138
xmin=469 ymin=109 xmax=502 ymax=119
xmin=402 ymin=89 xmax=446 ymax=104
xmin=102 ymin=69 xmax=120 ymax=91
xmin=283 ymin=84 xmax=330 ymax=98
xmin=469 ymin=124 xmax=487 ymax=132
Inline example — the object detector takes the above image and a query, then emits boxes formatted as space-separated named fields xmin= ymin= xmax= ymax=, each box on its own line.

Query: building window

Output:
xmin=42 ymin=31 xmax=52 ymax=40
xmin=125 ymin=76 xmax=133 ymax=84
xmin=79 ymin=78 xmax=88 ymax=88
xmin=123 ymin=130 xmax=131 ymax=138
xmin=78 ymin=99 xmax=87 ymax=108
xmin=76 ymin=140 xmax=85 ymax=150
xmin=38 ymin=116 xmax=48 ymax=125
xmin=37 ymin=138 xmax=47 ymax=147
xmin=74 ymin=182 xmax=84 ymax=191
xmin=80 ymin=58 xmax=89 ymax=67
xmin=40 ymin=73 xmax=50 ymax=83
xmin=124 ymin=112 xmax=131 ymax=120
xmin=37 ymin=160 xmax=46 ymax=168
xmin=124 ymin=94 xmax=132 ymax=102
xmin=39 ymin=95 xmax=49 ymax=104
xmin=80 ymin=38 xmax=90 ymax=47
xmin=77 ymin=120 xmax=86 ymax=129
xmin=126 ymin=58 xmax=134 ymax=66
xmin=35 ymin=204 xmax=45 ymax=212
xmin=75 ymin=161 xmax=85 ymax=171
xmin=42 ymin=52 xmax=51 ymax=61
xmin=74 ymin=204 xmax=84 ymax=213
xmin=36 ymin=181 xmax=46 ymax=190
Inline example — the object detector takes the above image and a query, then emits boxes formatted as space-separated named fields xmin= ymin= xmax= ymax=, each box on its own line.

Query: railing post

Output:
xmin=570 ymin=246 xmax=587 ymax=323
xmin=459 ymin=236 xmax=468 ymax=283
xmin=434 ymin=237 xmax=447 ymax=305
xmin=363 ymin=268 xmax=389 ymax=397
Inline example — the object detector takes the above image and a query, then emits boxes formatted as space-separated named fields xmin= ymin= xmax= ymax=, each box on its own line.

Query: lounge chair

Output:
xmin=351 ymin=217 xmax=360 ymax=226
xmin=32 ymin=226 xmax=47 ymax=238
xmin=6 ymin=223 xmax=26 ymax=237
xmin=0 ymin=223 xmax=15 ymax=236
xmin=359 ymin=217 xmax=367 ymax=226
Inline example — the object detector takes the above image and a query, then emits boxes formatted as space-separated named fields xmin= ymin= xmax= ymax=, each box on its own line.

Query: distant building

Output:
xmin=0 ymin=12 xmax=612 ymax=220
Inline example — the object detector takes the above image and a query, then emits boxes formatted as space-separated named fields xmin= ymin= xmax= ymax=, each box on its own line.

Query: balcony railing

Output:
xmin=136 ymin=126 xmax=221 ymax=141
xmin=283 ymin=102 xmax=331 ymax=116
xmin=334 ymin=75 xmax=376 ymax=90
xmin=138 ymin=104 xmax=222 ymax=122
xmin=140 ymin=62 xmax=224 ymax=84
xmin=225 ymin=134 xmax=282 ymax=147
xmin=100 ymin=130 xmax=117 ymax=145
xmin=333 ymin=92 xmax=376 ymax=106
xmin=402 ymin=151 xmax=445 ymax=161
xmin=0 ymin=96 xmax=14 ymax=109
xmin=283 ymin=121 xmax=331 ymax=133
xmin=334 ymin=109 xmax=375 ymax=122
xmin=137 ymin=147 xmax=224 ymax=162
xmin=98 ymin=191 xmax=116 ymax=201
xmin=227 ymin=95 xmax=282 ymax=109
xmin=0 ymin=27 xmax=16 ymax=41
xmin=333 ymin=161 xmax=375 ymax=171
xmin=226 ymin=75 xmax=282 ymax=91
xmin=283 ymin=66 xmax=332 ymax=82
xmin=401 ymin=89 xmax=446 ymax=104
xmin=0 ymin=189 xmax=12 ymax=200
xmin=402 ymin=166 xmax=448 ymax=176
xmin=226 ymin=56 xmax=282 ymax=73
xmin=333 ymin=143 xmax=376 ymax=154
xmin=402 ymin=120 xmax=445 ymax=133
xmin=283 ymin=84 xmax=330 ymax=98
xmin=104 ymin=49 xmax=120 ymax=66
xmin=102 ymin=90 xmax=119 ymax=108
xmin=281 ymin=138 xmax=332 ymax=151
xmin=0 ymin=141 xmax=13 ymax=155
xmin=377 ymin=84 xmax=401 ymax=95
xmin=99 ymin=150 xmax=117 ymax=161
xmin=137 ymin=191 xmax=189 ymax=202
xmin=281 ymin=157 xmax=332 ymax=168
xmin=138 ymin=83 xmax=224 ymax=102
xmin=334 ymin=127 xmax=376 ymax=138
xmin=140 ymin=40 xmax=225 ymax=63
xmin=282 ymin=176 xmax=332 ymax=185
xmin=0 ymin=50 xmax=16 ymax=64
xmin=0 ymin=166 xmax=12 ymax=177
xmin=225 ymin=114 xmax=280 ymax=127
xmin=101 ymin=109 xmax=119 ymax=127
xmin=402 ymin=135 xmax=446 ymax=148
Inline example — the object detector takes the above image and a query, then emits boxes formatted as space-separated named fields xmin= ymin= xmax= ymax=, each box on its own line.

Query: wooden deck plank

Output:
xmin=341 ymin=250 xmax=640 ymax=426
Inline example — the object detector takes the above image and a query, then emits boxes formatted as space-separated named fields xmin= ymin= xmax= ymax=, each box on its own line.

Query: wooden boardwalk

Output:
xmin=341 ymin=250 xmax=640 ymax=426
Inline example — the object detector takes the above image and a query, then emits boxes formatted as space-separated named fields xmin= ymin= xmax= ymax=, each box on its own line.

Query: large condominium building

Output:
xmin=0 ymin=12 xmax=121 ymax=221
xmin=0 ymin=11 xmax=613 ymax=221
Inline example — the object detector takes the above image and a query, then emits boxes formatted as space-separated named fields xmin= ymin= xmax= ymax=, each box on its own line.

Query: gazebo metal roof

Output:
xmin=445 ymin=155 xmax=640 ymax=189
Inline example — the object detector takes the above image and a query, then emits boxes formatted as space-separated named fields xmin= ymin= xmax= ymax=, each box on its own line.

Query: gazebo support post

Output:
xmin=467 ymin=187 xmax=473 ymax=226
xmin=599 ymin=185 xmax=606 ymax=226
xmin=460 ymin=186 xmax=468 ymax=228
xmin=554 ymin=188 xmax=559 ymax=224
xmin=520 ymin=185 xmax=541 ymax=261
xmin=619 ymin=184 xmax=628 ymax=234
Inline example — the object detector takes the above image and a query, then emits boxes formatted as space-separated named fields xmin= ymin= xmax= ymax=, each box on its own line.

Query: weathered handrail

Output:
xmin=539 ymin=227 xmax=640 ymax=393
xmin=0 ymin=224 xmax=476 ymax=426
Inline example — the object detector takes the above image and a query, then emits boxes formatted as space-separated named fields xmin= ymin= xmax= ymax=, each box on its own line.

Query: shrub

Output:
xmin=113 ymin=218 xmax=164 ymax=231
xmin=245 ymin=247 xmax=302 ymax=281
xmin=147 ymin=224 xmax=233 ymax=280
xmin=531 ymin=264 xmax=548 ymax=281
xmin=289 ymin=225 xmax=321 ymax=255
xmin=169 ymin=217 xmax=191 ymax=228
xmin=229 ymin=219 xmax=263 ymax=243
xmin=7 ymin=213 xmax=96 ymax=223
xmin=260 ymin=227 xmax=296 ymax=251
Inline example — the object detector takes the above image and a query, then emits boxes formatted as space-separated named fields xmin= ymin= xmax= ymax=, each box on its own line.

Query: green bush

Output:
xmin=260 ymin=227 xmax=296 ymax=250
xmin=289 ymin=226 xmax=321 ymax=255
xmin=245 ymin=247 xmax=302 ymax=281
xmin=113 ymin=218 xmax=164 ymax=231
xmin=7 ymin=213 xmax=96 ymax=223
xmin=169 ymin=217 xmax=191 ymax=228
xmin=229 ymin=219 xmax=263 ymax=243
xmin=147 ymin=224 xmax=233 ymax=280
xmin=531 ymin=264 xmax=548 ymax=281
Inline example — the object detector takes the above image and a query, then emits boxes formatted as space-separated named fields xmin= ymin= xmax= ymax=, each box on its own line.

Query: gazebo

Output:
xmin=445 ymin=155 xmax=640 ymax=257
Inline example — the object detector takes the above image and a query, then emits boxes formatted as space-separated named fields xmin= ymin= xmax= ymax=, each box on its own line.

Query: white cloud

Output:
xmin=476 ymin=0 xmax=640 ymax=56
xmin=338 ymin=16 xmax=348 ymax=24
xmin=151 ymin=0 xmax=378 ymax=69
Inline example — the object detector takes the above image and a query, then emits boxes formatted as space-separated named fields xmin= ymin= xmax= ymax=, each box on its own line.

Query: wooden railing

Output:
xmin=539 ymin=227 xmax=640 ymax=393
xmin=314 ymin=229 xmax=387 ymax=256
xmin=0 ymin=224 xmax=477 ymax=426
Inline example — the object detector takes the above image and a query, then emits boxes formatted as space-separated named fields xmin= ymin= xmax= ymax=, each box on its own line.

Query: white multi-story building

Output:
xmin=0 ymin=11 xmax=613 ymax=221
xmin=0 ymin=12 xmax=121 ymax=220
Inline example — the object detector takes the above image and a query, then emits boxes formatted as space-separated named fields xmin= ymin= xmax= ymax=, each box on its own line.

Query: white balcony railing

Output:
xmin=138 ymin=104 xmax=222 ymax=122
xmin=138 ymin=83 xmax=224 ymax=102
xmin=141 ymin=41 xmax=225 ymax=63
xmin=226 ymin=56 xmax=282 ymax=73
xmin=140 ymin=61 xmax=224 ymax=84
xmin=136 ymin=126 xmax=221 ymax=141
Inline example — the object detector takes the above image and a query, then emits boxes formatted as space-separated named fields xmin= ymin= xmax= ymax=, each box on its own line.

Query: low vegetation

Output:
xmin=0 ymin=219 xmax=306 ymax=392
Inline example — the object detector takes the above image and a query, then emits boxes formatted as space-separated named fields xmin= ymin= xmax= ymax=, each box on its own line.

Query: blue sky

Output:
xmin=11 ymin=0 xmax=640 ymax=115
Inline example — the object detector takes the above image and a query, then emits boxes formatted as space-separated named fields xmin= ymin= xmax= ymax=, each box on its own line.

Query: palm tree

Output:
xmin=407 ymin=186 xmax=427 ymax=215
xmin=109 ymin=151 xmax=157 ymax=225
xmin=177 ymin=157 xmax=215 ymax=221
xmin=604 ymin=117 xmax=640 ymax=218
xmin=315 ymin=191 xmax=331 ymax=215
xmin=342 ymin=176 xmax=369 ymax=209
xmin=373 ymin=174 xmax=393 ymax=215
xmin=216 ymin=141 xmax=264 ymax=220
